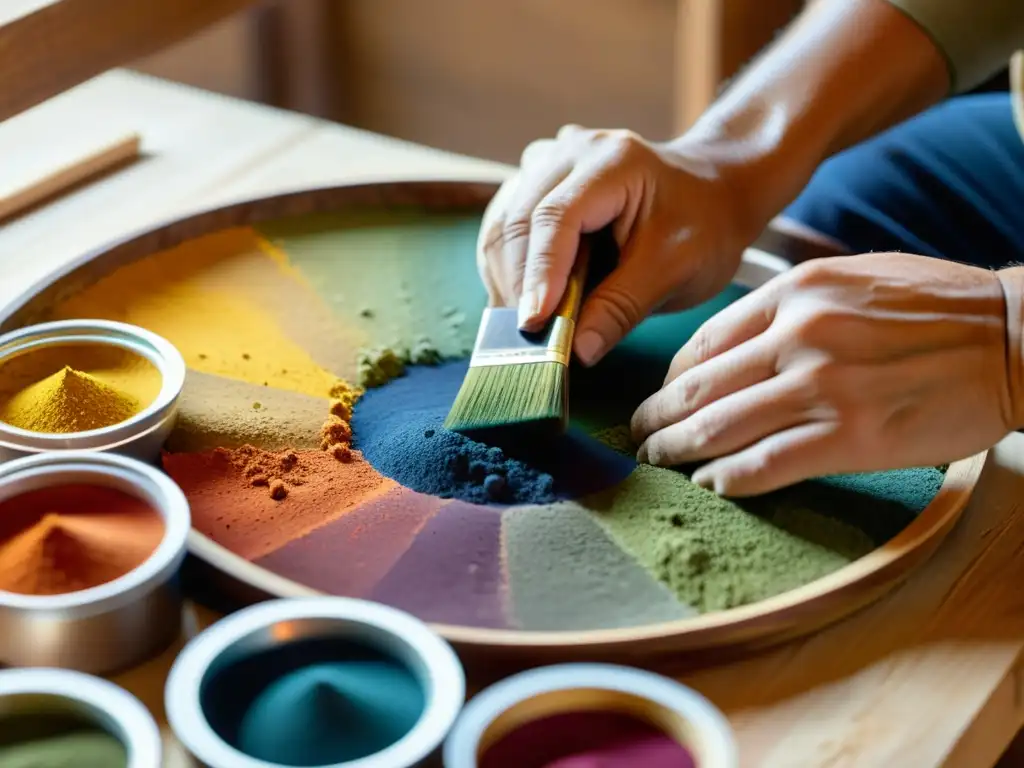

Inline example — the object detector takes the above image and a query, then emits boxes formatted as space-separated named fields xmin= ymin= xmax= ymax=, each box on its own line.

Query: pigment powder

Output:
xmin=0 ymin=484 xmax=165 ymax=595
xmin=479 ymin=711 xmax=695 ymax=768
xmin=0 ymin=713 xmax=127 ymax=768
xmin=201 ymin=637 xmax=424 ymax=766
xmin=352 ymin=362 xmax=635 ymax=504
xmin=0 ymin=366 xmax=140 ymax=434
xmin=42 ymin=213 xmax=951 ymax=633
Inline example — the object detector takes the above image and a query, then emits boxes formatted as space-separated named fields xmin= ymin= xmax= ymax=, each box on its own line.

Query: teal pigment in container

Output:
xmin=166 ymin=597 xmax=466 ymax=768
xmin=203 ymin=637 xmax=425 ymax=766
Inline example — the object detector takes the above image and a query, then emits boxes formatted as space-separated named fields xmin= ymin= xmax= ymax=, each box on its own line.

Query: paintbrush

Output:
xmin=444 ymin=238 xmax=592 ymax=441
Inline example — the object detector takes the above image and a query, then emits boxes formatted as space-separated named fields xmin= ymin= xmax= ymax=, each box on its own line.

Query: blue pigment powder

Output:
xmin=200 ymin=637 xmax=424 ymax=766
xmin=352 ymin=361 xmax=635 ymax=505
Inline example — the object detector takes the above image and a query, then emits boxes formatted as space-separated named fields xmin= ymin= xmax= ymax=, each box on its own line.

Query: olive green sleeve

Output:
xmin=885 ymin=0 xmax=1024 ymax=93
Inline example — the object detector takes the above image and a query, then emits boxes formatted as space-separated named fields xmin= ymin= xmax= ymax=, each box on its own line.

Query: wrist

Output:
xmin=996 ymin=266 xmax=1024 ymax=430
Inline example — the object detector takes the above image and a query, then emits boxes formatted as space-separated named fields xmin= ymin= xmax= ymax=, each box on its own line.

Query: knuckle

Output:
xmin=686 ymin=413 xmax=722 ymax=453
xmin=530 ymin=202 xmax=568 ymax=230
xmin=687 ymin=327 xmax=713 ymax=366
xmin=501 ymin=216 xmax=532 ymax=246
xmin=590 ymin=284 xmax=645 ymax=336
xmin=668 ymin=374 xmax=703 ymax=419
xmin=602 ymin=129 xmax=649 ymax=162
xmin=790 ymin=307 xmax=848 ymax=348
xmin=519 ymin=138 xmax=554 ymax=167
xmin=787 ymin=258 xmax=831 ymax=289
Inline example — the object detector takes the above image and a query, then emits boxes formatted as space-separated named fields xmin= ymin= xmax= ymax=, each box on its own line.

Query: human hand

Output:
xmin=477 ymin=125 xmax=759 ymax=366
xmin=630 ymin=253 xmax=1024 ymax=496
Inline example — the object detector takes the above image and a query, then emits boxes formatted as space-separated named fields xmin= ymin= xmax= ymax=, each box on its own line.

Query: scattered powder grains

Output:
xmin=504 ymin=503 xmax=693 ymax=631
xmin=0 ymin=484 xmax=165 ymax=595
xmin=162 ymin=447 xmax=390 ymax=561
xmin=0 ymin=366 xmax=140 ymax=433
xmin=586 ymin=464 xmax=875 ymax=613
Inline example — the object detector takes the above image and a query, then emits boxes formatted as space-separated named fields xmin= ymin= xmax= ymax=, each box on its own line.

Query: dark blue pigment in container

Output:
xmin=200 ymin=637 xmax=425 ymax=766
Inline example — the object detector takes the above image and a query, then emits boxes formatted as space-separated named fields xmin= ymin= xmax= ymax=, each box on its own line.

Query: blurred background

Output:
xmin=127 ymin=0 xmax=809 ymax=164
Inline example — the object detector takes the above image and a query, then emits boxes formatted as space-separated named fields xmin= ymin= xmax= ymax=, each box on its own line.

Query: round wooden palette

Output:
xmin=0 ymin=180 xmax=984 ymax=662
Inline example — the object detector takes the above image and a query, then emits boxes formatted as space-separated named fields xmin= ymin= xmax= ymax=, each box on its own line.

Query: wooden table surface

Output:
xmin=3 ymin=70 xmax=1024 ymax=768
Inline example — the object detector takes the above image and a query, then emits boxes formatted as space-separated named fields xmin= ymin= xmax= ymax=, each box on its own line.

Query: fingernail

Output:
xmin=574 ymin=330 xmax=604 ymax=366
xmin=518 ymin=291 xmax=540 ymax=329
xmin=691 ymin=468 xmax=714 ymax=490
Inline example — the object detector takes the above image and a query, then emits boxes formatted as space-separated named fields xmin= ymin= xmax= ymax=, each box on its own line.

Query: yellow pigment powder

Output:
xmin=0 ymin=366 xmax=140 ymax=433
xmin=52 ymin=228 xmax=357 ymax=402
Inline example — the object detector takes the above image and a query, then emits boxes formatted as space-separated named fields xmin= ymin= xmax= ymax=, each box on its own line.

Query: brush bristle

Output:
xmin=444 ymin=361 xmax=567 ymax=438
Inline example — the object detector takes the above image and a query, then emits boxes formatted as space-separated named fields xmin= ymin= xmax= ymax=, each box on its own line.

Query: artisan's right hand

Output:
xmin=477 ymin=125 xmax=761 ymax=367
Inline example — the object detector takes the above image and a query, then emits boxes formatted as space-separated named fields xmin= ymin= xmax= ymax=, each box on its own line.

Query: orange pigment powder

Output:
xmin=162 ymin=446 xmax=392 ymax=561
xmin=0 ymin=484 xmax=165 ymax=595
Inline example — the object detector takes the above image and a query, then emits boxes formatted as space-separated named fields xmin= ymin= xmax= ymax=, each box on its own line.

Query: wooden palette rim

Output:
xmin=0 ymin=178 xmax=986 ymax=659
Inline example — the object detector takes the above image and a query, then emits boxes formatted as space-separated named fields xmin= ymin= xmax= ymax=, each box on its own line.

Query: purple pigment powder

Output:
xmin=480 ymin=710 xmax=696 ymax=768
xmin=254 ymin=487 xmax=442 ymax=597
xmin=368 ymin=500 xmax=508 ymax=628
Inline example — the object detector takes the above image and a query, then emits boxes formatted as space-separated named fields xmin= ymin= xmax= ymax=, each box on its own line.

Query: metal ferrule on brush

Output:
xmin=466 ymin=309 xmax=574 ymax=368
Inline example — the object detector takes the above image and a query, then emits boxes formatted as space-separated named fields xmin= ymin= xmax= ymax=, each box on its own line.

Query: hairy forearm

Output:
xmin=674 ymin=0 xmax=949 ymax=235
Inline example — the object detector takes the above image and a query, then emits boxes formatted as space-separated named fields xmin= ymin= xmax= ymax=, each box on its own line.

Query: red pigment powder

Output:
xmin=480 ymin=711 xmax=696 ymax=768
xmin=0 ymin=484 xmax=165 ymax=595
xmin=162 ymin=445 xmax=390 ymax=561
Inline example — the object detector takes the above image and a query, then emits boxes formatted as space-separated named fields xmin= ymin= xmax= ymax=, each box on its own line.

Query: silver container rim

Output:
xmin=443 ymin=663 xmax=738 ymax=768
xmin=0 ymin=667 xmax=162 ymax=767
xmin=0 ymin=319 xmax=185 ymax=448
xmin=0 ymin=450 xmax=190 ymax=616
xmin=165 ymin=597 xmax=466 ymax=768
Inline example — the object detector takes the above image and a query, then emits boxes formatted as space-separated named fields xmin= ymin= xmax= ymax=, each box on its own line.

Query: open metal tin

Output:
xmin=445 ymin=664 xmax=737 ymax=767
xmin=166 ymin=597 xmax=467 ymax=768
xmin=0 ymin=667 xmax=162 ymax=768
xmin=0 ymin=451 xmax=190 ymax=673
xmin=0 ymin=319 xmax=185 ymax=463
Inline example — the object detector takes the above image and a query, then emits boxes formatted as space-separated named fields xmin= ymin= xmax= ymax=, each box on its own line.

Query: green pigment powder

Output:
xmin=357 ymin=337 xmax=443 ymax=388
xmin=504 ymin=503 xmax=695 ymax=631
xmin=586 ymin=464 xmax=875 ymax=612
xmin=0 ymin=714 xmax=126 ymax=768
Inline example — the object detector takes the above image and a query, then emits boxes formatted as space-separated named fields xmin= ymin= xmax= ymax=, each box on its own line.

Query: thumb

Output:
xmin=572 ymin=241 xmax=672 ymax=367
xmin=517 ymin=167 xmax=629 ymax=331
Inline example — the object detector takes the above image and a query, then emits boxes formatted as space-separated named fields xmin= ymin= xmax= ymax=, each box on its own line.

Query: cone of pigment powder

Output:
xmin=444 ymin=664 xmax=737 ymax=768
xmin=0 ymin=667 xmax=161 ymax=768
xmin=0 ymin=451 xmax=190 ymax=674
xmin=0 ymin=320 xmax=185 ymax=463
xmin=166 ymin=597 xmax=465 ymax=768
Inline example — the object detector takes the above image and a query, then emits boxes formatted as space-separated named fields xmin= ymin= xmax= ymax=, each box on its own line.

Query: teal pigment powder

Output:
xmin=479 ymin=710 xmax=695 ymax=768
xmin=201 ymin=637 xmax=424 ymax=766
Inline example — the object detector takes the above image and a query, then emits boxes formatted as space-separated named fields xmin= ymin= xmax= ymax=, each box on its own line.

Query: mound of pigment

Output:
xmin=0 ymin=713 xmax=127 ymax=768
xmin=0 ymin=366 xmax=139 ymax=433
xmin=0 ymin=484 xmax=165 ymax=595
xmin=0 ymin=731 xmax=127 ymax=768
xmin=352 ymin=361 xmax=634 ymax=504
xmin=237 ymin=662 xmax=424 ymax=765
xmin=479 ymin=710 xmax=695 ymax=768
xmin=201 ymin=637 xmax=423 ymax=767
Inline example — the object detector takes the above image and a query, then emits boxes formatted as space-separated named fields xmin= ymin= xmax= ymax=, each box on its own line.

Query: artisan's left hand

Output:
xmin=631 ymin=253 xmax=1024 ymax=496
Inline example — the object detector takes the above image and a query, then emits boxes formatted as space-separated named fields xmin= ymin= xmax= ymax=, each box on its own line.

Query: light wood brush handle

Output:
xmin=552 ymin=237 xmax=592 ymax=322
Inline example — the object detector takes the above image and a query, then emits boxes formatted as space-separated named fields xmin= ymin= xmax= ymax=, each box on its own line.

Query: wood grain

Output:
xmin=4 ymin=68 xmax=1024 ymax=768
xmin=0 ymin=0 xmax=255 ymax=121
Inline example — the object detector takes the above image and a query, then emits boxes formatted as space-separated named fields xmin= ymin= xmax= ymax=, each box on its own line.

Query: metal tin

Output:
xmin=0 ymin=451 xmax=190 ymax=674
xmin=0 ymin=667 xmax=162 ymax=767
xmin=0 ymin=319 xmax=186 ymax=463
xmin=444 ymin=664 xmax=738 ymax=768
xmin=166 ymin=597 xmax=466 ymax=768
